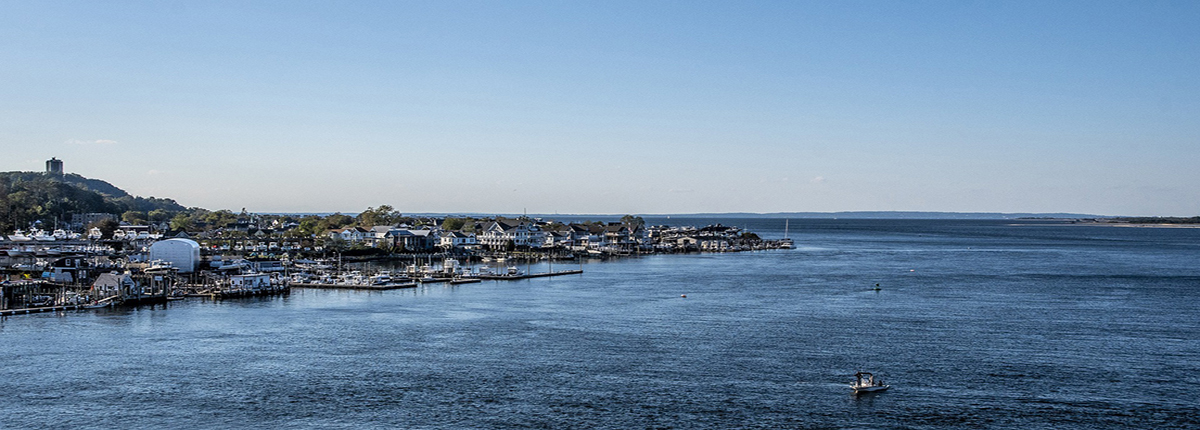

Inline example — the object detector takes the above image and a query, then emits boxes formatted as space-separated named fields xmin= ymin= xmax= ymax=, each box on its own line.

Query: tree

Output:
xmin=620 ymin=215 xmax=645 ymax=227
xmin=122 ymin=210 xmax=148 ymax=225
xmin=441 ymin=217 xmax=468 ymax=231
xmin=148 ymin=209 xmax=171 ymax=225
xmin=202 ymin=209 xmax=238 ymax=229
xmin=325 ymin=213 xmax=354 ymax=229
xmin=297 ymin=216 xmax=323 ymax=237
xmin=170 ymin=213 xmax=194 ymax=232
xmin=356 ymin=205 xmax=402 ymax=227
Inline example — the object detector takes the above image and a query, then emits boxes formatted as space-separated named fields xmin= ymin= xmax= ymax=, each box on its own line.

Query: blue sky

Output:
xmin=2 ymin=1 xmax=1197 ymax=216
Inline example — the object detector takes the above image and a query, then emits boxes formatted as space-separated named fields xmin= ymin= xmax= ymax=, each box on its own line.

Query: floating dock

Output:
xmin=477 ymin=270 xmax=583 ymax=281
xmin=0 ymin=304 xmax=91 ymax=317
xmin=290 ymin=282 xmax=419 ymax=290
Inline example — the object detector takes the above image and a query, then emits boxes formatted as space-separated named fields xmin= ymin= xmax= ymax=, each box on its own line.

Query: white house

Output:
xmin=439 ymin=231 xmax=477 ymax=248
xmin=478 ymin=220 xmax=539 ymax=250
xmin=328 ymin=227 xmax=369 ymax=243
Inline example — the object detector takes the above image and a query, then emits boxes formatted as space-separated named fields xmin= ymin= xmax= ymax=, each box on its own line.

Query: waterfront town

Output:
xmin=0 ymin=158 xmax=791 ymax=316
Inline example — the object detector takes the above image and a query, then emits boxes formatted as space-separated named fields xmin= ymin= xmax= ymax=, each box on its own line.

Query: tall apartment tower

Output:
xmin=46 ymin=157 xmax=64 ymax=175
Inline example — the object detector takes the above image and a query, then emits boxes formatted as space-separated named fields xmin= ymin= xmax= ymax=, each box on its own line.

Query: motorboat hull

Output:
xmin=852 ymin=385 xmax=890 ymax=393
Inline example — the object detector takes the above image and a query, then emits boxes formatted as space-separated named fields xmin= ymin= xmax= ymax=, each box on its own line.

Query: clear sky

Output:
xmin=2 ymin=1 xmax=1197 ymax=216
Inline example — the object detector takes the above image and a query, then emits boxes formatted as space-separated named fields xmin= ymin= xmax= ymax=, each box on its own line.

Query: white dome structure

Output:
xmin=148 ymin=238 xmax=201 ymax=273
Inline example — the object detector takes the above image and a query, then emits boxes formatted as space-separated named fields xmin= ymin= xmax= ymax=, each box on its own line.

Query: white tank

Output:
xmin=148 ymin=238 xmax=201 ymax=273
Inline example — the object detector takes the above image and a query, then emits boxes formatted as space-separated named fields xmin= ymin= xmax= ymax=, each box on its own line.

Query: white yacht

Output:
xmin=8 ymin=230 xmax=33 ymax=242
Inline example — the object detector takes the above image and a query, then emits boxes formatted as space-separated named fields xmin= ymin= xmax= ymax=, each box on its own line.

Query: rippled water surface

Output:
xmin=3 ymin=219 xmax=1199 ymax=429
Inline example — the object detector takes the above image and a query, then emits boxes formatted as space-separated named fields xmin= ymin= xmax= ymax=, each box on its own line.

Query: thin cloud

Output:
xmin=66 ymin=139 xmax=118 ymax=145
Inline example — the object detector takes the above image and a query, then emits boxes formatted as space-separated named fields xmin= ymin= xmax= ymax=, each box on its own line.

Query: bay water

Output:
xmin=2 ymin=219 xmax=1198 ymax=428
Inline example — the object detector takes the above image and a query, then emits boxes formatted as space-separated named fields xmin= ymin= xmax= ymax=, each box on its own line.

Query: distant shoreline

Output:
xmin=1084 ymin=223 xmax=1200 ymax=229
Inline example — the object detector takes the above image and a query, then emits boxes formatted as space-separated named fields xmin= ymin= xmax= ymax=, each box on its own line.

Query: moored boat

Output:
xmin=8 ymin=230 xmax=33 ymax=242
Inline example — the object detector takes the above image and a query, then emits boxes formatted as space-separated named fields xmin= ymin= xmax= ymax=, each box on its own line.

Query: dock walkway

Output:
xmin=478 ymin=270 xmax=584 ymax=281
xmin=291 ymin=282 xmax=419 ymax=290
xmin=0 ymin=304 xmax=90 ymax=317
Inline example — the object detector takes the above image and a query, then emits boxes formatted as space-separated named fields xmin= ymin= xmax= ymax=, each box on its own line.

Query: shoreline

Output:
xmin=1074 ymin=222 xmax=1200 ymax=229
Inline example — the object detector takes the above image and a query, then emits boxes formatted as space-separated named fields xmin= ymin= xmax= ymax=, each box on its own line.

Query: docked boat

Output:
xmin=851 ymin=371 xmax=889 ymax=393
xmin=85 ymin=296 xmax=119 ymax=309
xmin=370 ymin=272 xmax=394 ymax=285
xmin=30 ymin=229 xmax=56 ymax=241
xmin=5 ymin=246 xmax=32 ymax=257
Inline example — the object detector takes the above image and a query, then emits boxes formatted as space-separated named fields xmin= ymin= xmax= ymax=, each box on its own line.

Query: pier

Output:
xmin=291 ymin=282 xmax=419 ymax=290
xmin=477 ymin=269 xmax=583 ymax=281
xmin=185 ymin=286 xmax=291 ymax=298
xmin=0 ymin=304 xmax=91 ymax=317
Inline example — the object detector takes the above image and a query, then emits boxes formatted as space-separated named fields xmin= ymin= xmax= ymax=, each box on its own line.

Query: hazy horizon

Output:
xmin=3 ymin=1 xmax=1197 ymax=216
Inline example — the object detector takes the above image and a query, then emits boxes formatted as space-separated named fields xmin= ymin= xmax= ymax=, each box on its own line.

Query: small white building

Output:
xmin=230 ymin=273 xmax=271 ymax=290
xmin=148 ymin=238 xmax=202 ymax=273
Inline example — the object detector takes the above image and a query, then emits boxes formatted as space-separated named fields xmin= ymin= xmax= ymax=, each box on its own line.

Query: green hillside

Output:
xmin=0 ymin=171 xmax=186 ymax=232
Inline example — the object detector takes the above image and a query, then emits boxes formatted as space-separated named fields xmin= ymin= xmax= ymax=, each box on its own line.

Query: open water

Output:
xmin=2 ymin=219 xmax=1199 ymax=429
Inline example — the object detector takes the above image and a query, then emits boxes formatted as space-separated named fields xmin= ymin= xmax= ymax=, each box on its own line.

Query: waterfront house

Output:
xmin=328 ymin=227 xmax=369 ymax=243
xmin=401 ymin=229 xmax=437 ymax=251
xmin=439 ymin=231 xmax=477 ymax=249
xmin=479 ymin=220 xmax=539 ymax=250
xmin=92 ymin=272 xmax=139 ymax=297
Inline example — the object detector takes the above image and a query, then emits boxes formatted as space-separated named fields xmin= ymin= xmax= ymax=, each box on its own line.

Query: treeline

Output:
xmin=1114 ymin=216 xmax=1200 ymax=224
xmin=163 ymin=205 xmax=441 ymax=238
xmin=2 ymin=170 xmax=648 ymax=240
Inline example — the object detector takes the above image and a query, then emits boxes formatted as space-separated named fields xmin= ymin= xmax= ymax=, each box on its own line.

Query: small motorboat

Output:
xmin=851 ymin=371 xmax=890 ymax=393
xmin=84 ymin=297 xmax=118 ymax=309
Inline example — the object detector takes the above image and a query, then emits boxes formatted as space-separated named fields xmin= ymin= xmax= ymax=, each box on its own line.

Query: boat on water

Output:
xmin=851 ymin=371 xmax=889 ymax=393
xmin=779 ymin=220 xmax=794 ymax=249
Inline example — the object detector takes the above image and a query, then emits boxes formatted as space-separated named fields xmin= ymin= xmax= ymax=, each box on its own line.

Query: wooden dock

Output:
xmin=477 ymin=269 xmax=583 ymax=281
xmin=0 ymin=304 xmax=91 ymax=317
xmin=290 ymin=282 xmax=419 ymax=290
